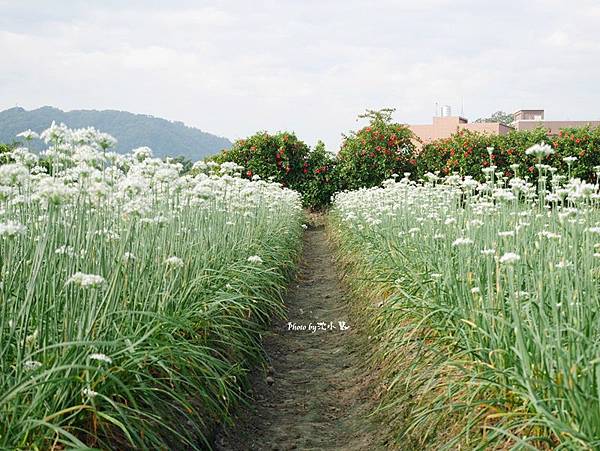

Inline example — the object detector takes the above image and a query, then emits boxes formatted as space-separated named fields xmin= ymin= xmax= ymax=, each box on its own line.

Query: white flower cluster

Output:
xmin=66 ymin=272 xmax=106 ymax=289
xmin=0 ymin=124 xmax=302 ymax=254
xmin=247 ymin=255 xmax=263 ymax=264
xmin=525 ymin=142 xmax=554 ymax=158
xmin=0 ymin=123 xmax=306 ymax=449
xmin=332 ymin=166 xmax=600 ymax=299
xmin=88 ymin=353 xmax=112 ymax=364
xmin=164 ymin=256 xmax=184 ymax=267
xmin=0 ymin=220 xmax=27 ymax=237
xmin=499 ymin=252 xmax=520 ymax=265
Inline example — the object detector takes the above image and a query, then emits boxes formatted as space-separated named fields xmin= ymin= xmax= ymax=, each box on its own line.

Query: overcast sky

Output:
xmin=1 ymin=0 xmax=599 ymax=149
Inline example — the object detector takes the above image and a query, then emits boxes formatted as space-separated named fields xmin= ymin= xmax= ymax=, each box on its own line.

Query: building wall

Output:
xmin=514 ymin=120 xmax=600 ymax=135
xmin=409 ymin=110 xmax=600 ymax=147
xmin=514 ymin=110 xmax=544 ymax=121
xmin=409 ymin=116 xmax=512 ymax=146
xmin=464 ymin=122 xmax=512 ymax=135
xmin=408 ymin=124 xmax=435 ymax=142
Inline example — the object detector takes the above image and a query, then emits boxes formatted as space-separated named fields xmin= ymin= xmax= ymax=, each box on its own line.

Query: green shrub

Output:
xmin=552 ymin=127 xmax=600 ymax=179
xmin=213 ymin=131 xmax=310 ymax=188
xmin=336 ymin=108 xmax=417 ymax=190
xmin=213 ymin=132 xmax=339 ymax=210
xmin=299 ymin=141 xmax=339 ymax=210
xmin=416 ymin=126 xmax=600 ymax=182
xmin=211 ymin=118 xmax=600 ymax=209
xmin=0 ymin=142 xmax=18 ymax=164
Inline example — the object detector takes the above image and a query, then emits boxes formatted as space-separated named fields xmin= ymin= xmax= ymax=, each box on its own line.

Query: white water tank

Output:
xmin=441 ymin=105 xmax=452 ymax=117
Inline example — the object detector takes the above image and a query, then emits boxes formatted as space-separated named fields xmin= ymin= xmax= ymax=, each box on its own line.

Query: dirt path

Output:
xmin=214 ymin=224 xmax=385 ymax=451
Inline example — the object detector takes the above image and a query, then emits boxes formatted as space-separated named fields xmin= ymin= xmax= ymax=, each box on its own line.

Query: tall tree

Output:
xmin=474 ymin=111 xmax=514 ymax=126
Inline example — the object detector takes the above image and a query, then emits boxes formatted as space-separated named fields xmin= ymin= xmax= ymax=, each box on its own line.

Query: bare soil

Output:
xmin=213 ymin=224 xmax=387 ymax=451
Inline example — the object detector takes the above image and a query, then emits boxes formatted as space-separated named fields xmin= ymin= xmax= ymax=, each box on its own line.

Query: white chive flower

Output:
xmin=247 ymin=255 xmax=263 ymax=264
xmin=499 ymin=252 xmax=520 ymax=265
xmin=88 ymin=353 xmax=112 ymax=364
xmin=525 ymin=142 xmax=554 ymax=158
xmin=452 ymin=238 xmax=473 ymax=247
xmin=0 ymin=221 xmax=27 ymax=237
xmin=23 ymin=360 xmax=42 ymax=371
xmin=82 ymin=387 xmax=99 ymax=398
xmin=16 ymin=129 xmax=39 ymax=140
xmin=164 ymin=256 xmax=184 ymax=267
xmin=122 ymin=252 xmax=136 ymax=264
xmin=66 ymin=272 xmax=105 ymax=289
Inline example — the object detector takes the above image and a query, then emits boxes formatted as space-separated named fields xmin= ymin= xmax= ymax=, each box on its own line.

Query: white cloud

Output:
xmin=545 ymin=31 xmax=570 ymax=47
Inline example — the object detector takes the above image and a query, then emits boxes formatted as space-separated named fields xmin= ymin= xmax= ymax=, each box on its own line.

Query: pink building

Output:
xmin=409 ymin=115 xmax=513 ymax=146
xmin=408 ymin=108 xmax=600 ymax=147
xmin=512 ymin=109 xmax=600 ymax=134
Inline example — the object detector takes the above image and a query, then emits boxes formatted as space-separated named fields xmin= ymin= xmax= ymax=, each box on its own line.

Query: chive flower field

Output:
xmin=4 ymin=122 xmax=600 ymax=450
xmin=330 ymin=152 xmax=600 ymax=449
xmin=0 ymin=124 xmax=303 ymax=449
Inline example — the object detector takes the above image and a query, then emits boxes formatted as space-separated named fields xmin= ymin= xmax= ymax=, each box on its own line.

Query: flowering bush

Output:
xmin=213 ymin=131 xmax=339 ymax=209
xmin=213 ymin=130 xmax=310 ymax=187
xmin=336 ymin=108 xmax=417 ymax=190
xmin=417 ymin=127 xmax=600 ymax=182
xmin=298 ymin=140 xmax=339 ymax=210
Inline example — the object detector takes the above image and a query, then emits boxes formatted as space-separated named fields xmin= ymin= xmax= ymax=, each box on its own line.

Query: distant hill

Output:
xmin=0 ymin=106 xmax=231 ymax=160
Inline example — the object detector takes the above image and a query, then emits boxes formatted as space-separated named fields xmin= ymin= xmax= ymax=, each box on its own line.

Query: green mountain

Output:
xmin=0 ymin=106 xmax=231 ymax=160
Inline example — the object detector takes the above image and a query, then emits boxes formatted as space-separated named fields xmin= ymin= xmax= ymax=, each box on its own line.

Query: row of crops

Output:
xmin=0 ymin=124 xmax=304 ymax=449
xmin=329 ymin=145 xmax=600 ymax=449
xmin=4 ymin=122 xmax=600 ymax=449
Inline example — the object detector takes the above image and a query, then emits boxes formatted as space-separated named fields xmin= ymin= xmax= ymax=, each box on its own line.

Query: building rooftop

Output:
xmin=513 ymin=109 xmax=545 ymax=122
xmin=512 ymin=109 xmax=600 ymax=134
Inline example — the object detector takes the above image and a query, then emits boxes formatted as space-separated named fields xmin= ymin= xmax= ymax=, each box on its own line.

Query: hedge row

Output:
xmin=213 ymin=110 xmax=417 ymax=209
xmin=213 ymin=110 xmax=600 ymax=209
xmin=417 ymin=126 xmax=600 ymax=182
xmin=9 ymin=112 xmax=598 ymax=210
